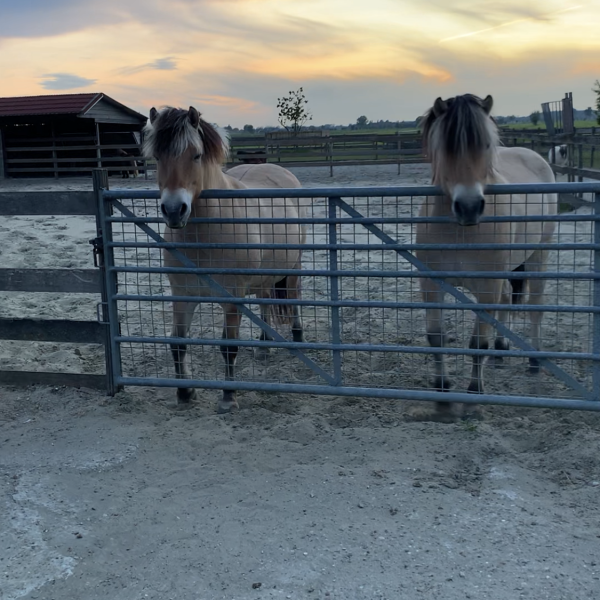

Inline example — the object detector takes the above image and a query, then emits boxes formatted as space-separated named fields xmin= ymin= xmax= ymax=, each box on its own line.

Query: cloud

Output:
xmin=40 ymin=73 xmax=97 ymax=90
xmin=119 ymin=56 xmax=178 ymax=75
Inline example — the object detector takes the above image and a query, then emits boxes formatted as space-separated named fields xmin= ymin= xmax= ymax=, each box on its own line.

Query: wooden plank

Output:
xmin=6 ymin=156 xmax=141 ymax=164
xmin=0 ymin=318 xmax=105 ymax=343
xmin=0 ymin=191 xmax=96 ymax=215
xmin=0 ymin=269 xmax=101 ymax=293
xmin=0 ymin=128 xmax=5 ymax=179
xmin=4 ymin=136 xmax=97 ymax=144
xmin=0 ymin=371 xmax=106 ymax=390
xmin=7 ymin=143 xmax=141 ymax=152
xmin=553 ymin=165 xmax=600 ymax=180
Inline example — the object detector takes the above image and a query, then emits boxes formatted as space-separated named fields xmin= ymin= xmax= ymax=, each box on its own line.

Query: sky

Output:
xmin=0 ymin=0 xmax=598 ymax=127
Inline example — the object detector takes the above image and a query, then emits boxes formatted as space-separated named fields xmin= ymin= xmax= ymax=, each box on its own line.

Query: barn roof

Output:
xmin=0 ymin=93 xmax=146 ymax=122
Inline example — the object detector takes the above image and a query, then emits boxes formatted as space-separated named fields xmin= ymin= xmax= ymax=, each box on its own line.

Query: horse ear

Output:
xmin=149 ymin=107 xmax=158 ymax=124
xmin=188 ymin=106 xmax=200 ymax=129
xmin=482 ymin=95 xmax=493 ymax=114
xmin=433 ymin=97 xmax=447 ymax=118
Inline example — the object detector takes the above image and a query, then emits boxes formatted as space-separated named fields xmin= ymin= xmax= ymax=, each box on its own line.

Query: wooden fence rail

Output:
xmin=0 ymin=172 xmax=112 ymax=391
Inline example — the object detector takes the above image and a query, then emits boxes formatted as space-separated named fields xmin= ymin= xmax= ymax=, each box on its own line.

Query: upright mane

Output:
xmin=143 ymin=106 xmax=228 ymax=164
xmin=421 ymin=93 xmax=499 ymax=166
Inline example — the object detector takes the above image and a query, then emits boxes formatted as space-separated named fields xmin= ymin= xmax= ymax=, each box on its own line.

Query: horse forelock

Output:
xmin=423 ymin=94 xmax=498 ymax=174
xmin=143 ymin=107 xmax=228 ymax=163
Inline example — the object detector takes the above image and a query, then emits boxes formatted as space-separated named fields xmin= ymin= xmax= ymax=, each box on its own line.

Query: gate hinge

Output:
xmin=89 ymin=236 xmax=104 ymax=267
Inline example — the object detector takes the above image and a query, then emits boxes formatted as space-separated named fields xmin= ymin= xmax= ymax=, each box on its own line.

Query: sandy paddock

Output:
xmin=1 ymin=165 xmax=600 ymax=600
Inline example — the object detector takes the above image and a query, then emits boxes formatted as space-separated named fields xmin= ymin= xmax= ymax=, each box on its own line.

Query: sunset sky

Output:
xmin=0 ymin=0 xmax=598 ymax=127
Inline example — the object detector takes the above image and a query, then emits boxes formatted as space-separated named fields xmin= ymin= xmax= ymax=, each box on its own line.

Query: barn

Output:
xmin=0 ymin=93 xmax=147 ymax=178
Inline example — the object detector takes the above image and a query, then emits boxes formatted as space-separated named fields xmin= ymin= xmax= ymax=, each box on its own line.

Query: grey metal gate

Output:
xmin=96 ymin=181 xmax=600 ymax=411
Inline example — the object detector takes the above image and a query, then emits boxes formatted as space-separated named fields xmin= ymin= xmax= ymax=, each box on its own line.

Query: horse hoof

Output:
xmin=177 ymin=388 xmax=197 ymax=403
xmin=292 ymin=329 xmax=305 ymax=343
xmin=528 ymin=358 xmax=541 ymax=374
xmin=255 ymin=347 xmax=271 ymax=361
xmin=217 ymin=399 xmax=239 ymax=414
xmin=461 ymin=405 xmax=484 ymax=421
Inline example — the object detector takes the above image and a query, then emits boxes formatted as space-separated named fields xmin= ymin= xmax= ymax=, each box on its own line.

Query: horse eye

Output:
xmin=193 ymin=153 xmax=201 ymax=161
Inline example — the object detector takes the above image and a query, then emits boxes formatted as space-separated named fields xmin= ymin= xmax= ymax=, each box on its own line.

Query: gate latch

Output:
xmin=89 ymin=236 xmax=103 ymax=267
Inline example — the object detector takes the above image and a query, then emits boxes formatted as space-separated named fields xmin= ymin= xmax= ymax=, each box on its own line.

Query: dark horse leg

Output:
xmin=286 ymin=274 xmax=304 ymax=342
xmin=219 ymin=304 xmax=243 ymax=414
xmin=171 ymin=300 xmax=199 ymax=404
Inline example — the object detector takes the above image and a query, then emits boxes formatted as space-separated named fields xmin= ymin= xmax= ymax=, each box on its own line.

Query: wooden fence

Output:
xmin=0 ymin=171 xmax=112 ymax=391
xmin=2 ymin=134 xmax=147 ymax=178
xmin=228 ymin=132 xmax=425 ymax=175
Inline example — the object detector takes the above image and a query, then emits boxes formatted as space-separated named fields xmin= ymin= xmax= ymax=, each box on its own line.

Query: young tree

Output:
xmin=594 ymin=80 xmax=600 ymax=125
xmin=243 ymin=124 xmax=255 ymax=134
xmin=529 ymin=110 xmax=541 ymax=126
xmin=277 ymin=87 xmax=312 ymax=135
xmin=356 ymin=115 xmax=368 ymax=128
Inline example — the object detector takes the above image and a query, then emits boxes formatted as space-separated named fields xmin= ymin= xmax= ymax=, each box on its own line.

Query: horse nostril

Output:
xmin=179 ymin=203 xmax=188 ymax=217
xmin=160 ymin=204 xmax=168 ymax=217
xmin=479 ymin=198 xmax=485 ymax=214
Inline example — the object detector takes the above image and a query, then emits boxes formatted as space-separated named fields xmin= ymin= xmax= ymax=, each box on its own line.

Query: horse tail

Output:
xmin=509 ymin=264 xmax=526 ymax=305
xmin=269 ymin=263 xmax=302 ymax=326
xmin=269 ymin=277 xmax=294 ymax=325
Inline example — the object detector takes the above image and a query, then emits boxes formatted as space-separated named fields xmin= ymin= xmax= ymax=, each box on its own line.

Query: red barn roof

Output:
xmin=0 ymin=93 xmax=146 ymax=122
xmin=0 ymin=93 xmax=101 ymax=117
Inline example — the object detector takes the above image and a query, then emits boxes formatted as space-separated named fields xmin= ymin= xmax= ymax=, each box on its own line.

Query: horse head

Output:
xmin=144 ymin=106 xmax=228 ymax=228
xmin=422 ymin=93 xmax=498 ymax=226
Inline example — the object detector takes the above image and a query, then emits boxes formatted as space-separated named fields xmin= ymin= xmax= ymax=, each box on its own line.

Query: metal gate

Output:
xmin=96 ymin=181 xmax=600 ymax=411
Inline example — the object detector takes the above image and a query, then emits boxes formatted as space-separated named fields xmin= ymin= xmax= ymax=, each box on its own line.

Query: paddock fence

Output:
xmin=97 ymin=181 xmax=600 ymax=411
xmin=0 ymin=171 xmax=115 ymax=391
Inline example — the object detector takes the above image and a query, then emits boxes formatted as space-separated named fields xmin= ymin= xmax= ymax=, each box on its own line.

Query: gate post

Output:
xmin=328 ymin=197 xmax=342 ymax=385
xmin=93 ymin=169 xmax=123 ymax=395
xmin=593 ymin=192 xmax=600 ymax=400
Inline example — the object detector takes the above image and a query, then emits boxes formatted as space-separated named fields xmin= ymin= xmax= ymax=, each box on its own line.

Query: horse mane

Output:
xmin=143 ymin=106 xmax=229 ymax=164
xmin=422 ymin=94 xmax=499 ymax=166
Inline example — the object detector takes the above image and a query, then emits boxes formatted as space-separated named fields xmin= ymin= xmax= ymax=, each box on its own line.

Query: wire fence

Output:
xmin=98 ymin=183 xmax=600 ymax=410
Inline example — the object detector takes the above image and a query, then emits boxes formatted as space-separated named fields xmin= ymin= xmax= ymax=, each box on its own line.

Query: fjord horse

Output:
xmin=144 ymin=106 xmax=305 ymax=413
xmin=417 ymin=93 xmax=557 ymax=417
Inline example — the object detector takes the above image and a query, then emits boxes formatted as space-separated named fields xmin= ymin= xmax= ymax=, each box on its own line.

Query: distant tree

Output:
xmin=584 ymin=107 xmax=594 ymax=120
xmin=277 ymin=87 xmax=312 ymax=135
xmin=529 ymin=111 xmax=541 ymax=126
xmin=224 ymin=125 xmax=233 ymax=132
xmin=594 ymin=80 xmax=600 ymax=125
xmin=243 ymin=124 xmax=254 ymax=133
xmin=356 ymin=115 xmax=368 ymax=128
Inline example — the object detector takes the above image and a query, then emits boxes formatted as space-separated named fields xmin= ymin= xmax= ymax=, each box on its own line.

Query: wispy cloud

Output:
xmin=119 ymin=56 xmax=178 ymax=75
xmin=40 ymin=73 xmax=97 ymax=90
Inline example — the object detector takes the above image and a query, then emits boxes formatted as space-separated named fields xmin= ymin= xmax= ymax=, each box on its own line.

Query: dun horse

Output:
xmin=417 ymin=93 xmax=557 ymax=417
xmin=144 ymin=106 xmax=305 ymax=413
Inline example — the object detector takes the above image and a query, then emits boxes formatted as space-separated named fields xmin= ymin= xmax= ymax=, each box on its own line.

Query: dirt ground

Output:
xmin=2 ymin=165 xmax=600 ymax=599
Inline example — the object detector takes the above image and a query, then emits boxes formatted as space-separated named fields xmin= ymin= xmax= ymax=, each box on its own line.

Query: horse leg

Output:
xmin=421 ymin=278 xmax=453 ymax=417
xmin=468 ymin=280 xmax=503 ymax=395
xmin=492 ymin=279 xmax=512 ymax=366
xmin=524 ymin=250 xmax=548 ymax=373
xmin=287 ymin=274 xmax=304 ymax=343
xmin=219 ymin=304 xmax=243 ymax=414
xmin=256 ymin=299 xmax=273 ymax=361
xmin=171 ymin=300 xmax=199 ymax=404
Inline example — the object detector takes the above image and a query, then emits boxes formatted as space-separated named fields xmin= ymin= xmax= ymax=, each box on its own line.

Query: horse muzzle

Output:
xmin=160 ymin=189 xmax=193 ymax=228
xmin=452 ymin=196 xmax=485 ymax=226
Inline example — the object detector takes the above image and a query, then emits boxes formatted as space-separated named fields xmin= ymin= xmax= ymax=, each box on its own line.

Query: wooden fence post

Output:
xmin=591 ymin=146 xmax=596 ymax=169
xmin=578 ymin=143 xmax=583 ymax=183
xmin=0 ymin=128 xmax=5 ymax=179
